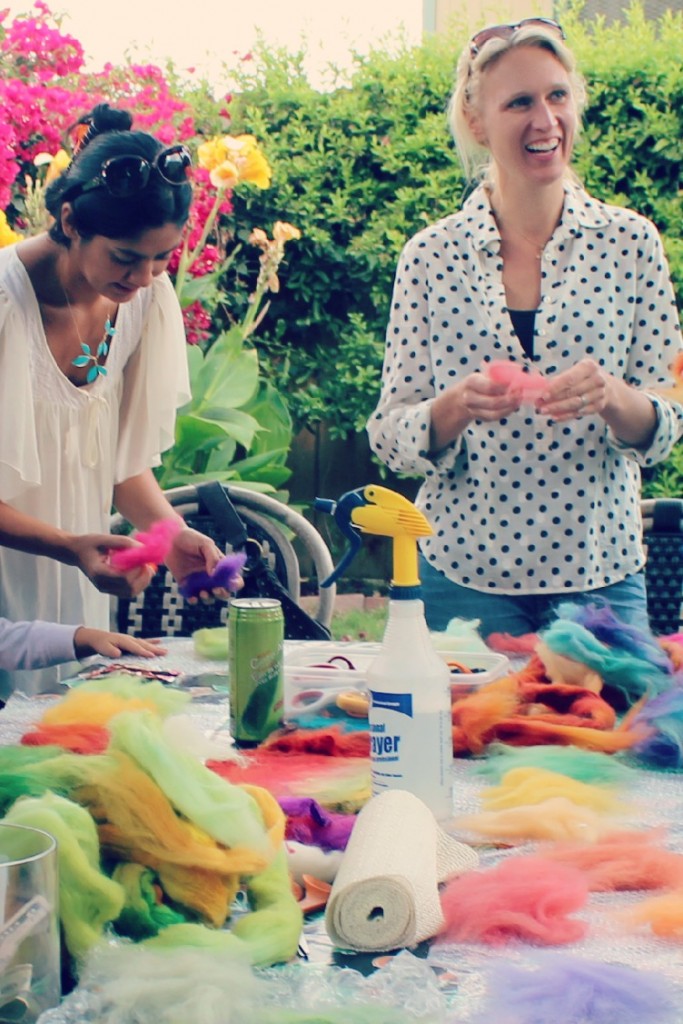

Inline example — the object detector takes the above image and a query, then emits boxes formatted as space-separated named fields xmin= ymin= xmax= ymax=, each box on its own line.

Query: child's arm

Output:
xmin=0 ymin=618 xmax=166 ymax=671
xmin=0 ymin=618 xmax=78 ymax=671
xmin=72 ymin=628 xmax=166 ymax=660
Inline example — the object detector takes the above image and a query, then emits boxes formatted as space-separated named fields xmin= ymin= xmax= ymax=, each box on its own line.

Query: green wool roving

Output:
xmin=112 ymin=863 xmax=186 ymax=940
xmin=3 ymin=792 xmax=124 ymax=958
xmin=192 ymin=626 xmax=230 ymax=660
xmin=476 ymin=743 xmax=636 ymax=785
xmin=109 ymin=710 xmax=272 ymax=855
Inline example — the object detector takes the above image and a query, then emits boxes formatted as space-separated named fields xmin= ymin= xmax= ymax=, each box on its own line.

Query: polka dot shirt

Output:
xmin=368 ymin=183 xmax=683 ymax=595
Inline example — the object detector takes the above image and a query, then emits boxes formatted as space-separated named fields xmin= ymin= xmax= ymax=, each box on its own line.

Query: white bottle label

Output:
xmin=369 ymin=689 xmax=453 ymax=820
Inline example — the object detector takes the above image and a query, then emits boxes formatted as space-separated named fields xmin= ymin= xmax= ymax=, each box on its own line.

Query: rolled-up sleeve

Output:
xmin=605 ymin=221 xmax=683 ymax=466
xmin=0 ymin=618 xmax=77 ymax=671
xmin=367 ymin=238 xmax=463 ymax=477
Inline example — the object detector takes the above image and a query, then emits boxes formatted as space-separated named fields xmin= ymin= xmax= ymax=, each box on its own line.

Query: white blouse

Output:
xmin=368 ymin=183 xmax=683 ymax=597
xmin=0 ymin=245 xmax=190 ymax=695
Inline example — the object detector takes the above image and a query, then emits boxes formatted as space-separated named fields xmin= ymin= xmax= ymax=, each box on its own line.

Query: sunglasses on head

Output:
xmin=66 ymin=144 xmax=192 ymax=200
xmin=469 ymin=18 xmax=565 ymax=56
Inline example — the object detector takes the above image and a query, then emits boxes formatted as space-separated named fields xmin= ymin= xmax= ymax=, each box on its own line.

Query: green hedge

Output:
xmin=221 ymin=4 xmax=682 ymax=489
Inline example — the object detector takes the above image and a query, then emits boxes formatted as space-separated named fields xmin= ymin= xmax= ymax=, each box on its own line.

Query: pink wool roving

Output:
xmin=438 ymin=854 xmax=589 ymax=946
xmin=109 ymin=519 xmax=182 ymax=572
xmin=543 ymin=830 xmax=683 ymax=892
xmin=485 ymin=360 xmax=547 ymax=403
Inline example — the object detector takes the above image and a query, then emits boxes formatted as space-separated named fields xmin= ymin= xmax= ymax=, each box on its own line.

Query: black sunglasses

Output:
xmin=66 ymin=144 xmax=192 ymax=200
xmin=469 ymin=18 xmax=565 ymax=56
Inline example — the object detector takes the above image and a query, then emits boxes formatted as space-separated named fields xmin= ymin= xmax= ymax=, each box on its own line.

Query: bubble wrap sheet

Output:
xmin=1 ymin=642 xmax=681 ymax=1022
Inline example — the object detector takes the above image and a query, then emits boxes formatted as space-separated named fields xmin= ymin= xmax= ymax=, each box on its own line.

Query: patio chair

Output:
xmin=110 ymin=482 xmax=336 ymax=640
xmin=641 ymin=497 xmax=683 ymax=635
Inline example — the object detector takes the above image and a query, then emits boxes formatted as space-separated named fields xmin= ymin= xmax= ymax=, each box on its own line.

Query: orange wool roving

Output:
xmin=21 ymin=722 xmax=110 ymax=754
xmin=620 ymin=889 xmax=683 ymax=938
xmin=437 ymin=854 xmax=589 ymax=946
xmin=544 ymin=830 xmax=683 ymax=892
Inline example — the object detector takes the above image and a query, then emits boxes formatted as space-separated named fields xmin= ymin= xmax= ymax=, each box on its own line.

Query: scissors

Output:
xmin=286 ymin=686 xmax=369 ymax=718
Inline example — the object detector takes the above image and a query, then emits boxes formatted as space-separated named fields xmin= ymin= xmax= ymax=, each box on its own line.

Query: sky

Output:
xmin=7 ymin=0 xmax=424 ymax=88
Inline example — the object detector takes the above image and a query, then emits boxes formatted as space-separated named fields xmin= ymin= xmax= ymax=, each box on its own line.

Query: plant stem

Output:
xmin=174 ymin=188 xmax=226 ymax=298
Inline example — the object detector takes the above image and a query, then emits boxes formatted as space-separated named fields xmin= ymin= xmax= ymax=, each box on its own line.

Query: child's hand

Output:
xmin=74 ymin=627 xmax=167 ymax=660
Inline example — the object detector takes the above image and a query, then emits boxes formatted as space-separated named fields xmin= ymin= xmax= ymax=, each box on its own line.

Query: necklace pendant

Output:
xmin=71 ymin=317 xmax=116 ymax=379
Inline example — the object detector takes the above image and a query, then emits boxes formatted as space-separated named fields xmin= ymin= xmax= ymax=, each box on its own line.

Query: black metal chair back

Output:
xmin=642 ymin=498 xmax=683 ymax=635
xmin=111 ymin=483 xmax=335 ymax=639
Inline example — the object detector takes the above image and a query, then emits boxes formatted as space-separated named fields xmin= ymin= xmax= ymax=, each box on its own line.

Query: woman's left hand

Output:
xmin=535 ymin=358 xmax=610 ymax=421
xmin=165 ymin=527 xmax=233 ymax=602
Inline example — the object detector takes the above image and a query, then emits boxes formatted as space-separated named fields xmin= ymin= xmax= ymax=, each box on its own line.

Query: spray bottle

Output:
xmin=314 ymin=485 xmax=453 ymax=821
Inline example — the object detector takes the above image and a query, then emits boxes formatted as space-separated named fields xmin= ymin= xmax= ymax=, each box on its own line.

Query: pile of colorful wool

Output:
xmin=538 ymin=619 xmax=671 ymax=710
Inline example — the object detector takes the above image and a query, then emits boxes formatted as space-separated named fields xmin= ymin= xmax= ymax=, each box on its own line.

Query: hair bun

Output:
xmin=72 ymin=103 xmax=133 ymax=155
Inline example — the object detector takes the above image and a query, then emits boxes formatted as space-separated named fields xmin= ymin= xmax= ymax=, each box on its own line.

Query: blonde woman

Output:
xmin=368 ymin=20 xmax=682 ymax=638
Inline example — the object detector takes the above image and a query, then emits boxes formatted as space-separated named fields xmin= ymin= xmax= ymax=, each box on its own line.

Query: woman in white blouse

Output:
xmin=368 ymin=20 xmax=682 ymax=639
xmin=0 ymin=104 xmax=223 ymax=695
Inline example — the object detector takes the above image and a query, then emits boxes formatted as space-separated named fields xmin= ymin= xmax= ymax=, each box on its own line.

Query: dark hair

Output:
xmin=46 ymin=104 xmax=192 ymax=245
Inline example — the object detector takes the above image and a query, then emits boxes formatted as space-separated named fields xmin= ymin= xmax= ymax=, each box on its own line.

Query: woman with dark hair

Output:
xmin=368 ymin=21 xmax=683 ymax=640
xmin=0 ymin=104 xmax=224 ymax=696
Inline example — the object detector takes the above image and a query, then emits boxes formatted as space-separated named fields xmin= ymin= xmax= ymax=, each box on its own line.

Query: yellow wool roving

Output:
xmin=40 ymin=674 xmax=190 ymax=727
xmin=481 ymin=766 xmax=623 ymax=813
xmin=455 ymin=796 xmax=614 ymax=844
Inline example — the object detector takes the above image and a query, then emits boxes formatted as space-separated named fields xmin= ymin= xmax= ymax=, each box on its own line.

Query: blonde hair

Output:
xmin=448 ymin=27 xmax=587 ymax=182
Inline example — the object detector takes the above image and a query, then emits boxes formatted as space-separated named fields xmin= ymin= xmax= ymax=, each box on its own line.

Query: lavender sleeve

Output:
xmin=0 ymin=618 xmax=78 ymax=671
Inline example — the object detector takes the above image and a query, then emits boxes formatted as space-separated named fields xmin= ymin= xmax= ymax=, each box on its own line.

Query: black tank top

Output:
xmin=508 ymin=309 xmax=536 ymax=359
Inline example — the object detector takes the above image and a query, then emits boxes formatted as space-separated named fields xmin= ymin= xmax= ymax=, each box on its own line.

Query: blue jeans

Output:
xmin=419 ymin=555 xmax=651 ymax=638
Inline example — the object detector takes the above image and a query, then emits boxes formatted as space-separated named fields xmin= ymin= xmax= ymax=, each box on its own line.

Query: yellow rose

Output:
xmin=222 ymin=135 xmax=272 ymax=189
xmin=237 ymin=147 xmax=272 ymax=189
xmin=0 ymin=211 xmax=21 ymax=248
xmin=197 ymin=137 xmax=228 ymax=172
xmin=223 ymin=134 xmax=258 ymax=155
xmin=209 ymin=160 xmax=239 ymax=189
xmin=273 ymin=221 xmax=301 ymax=243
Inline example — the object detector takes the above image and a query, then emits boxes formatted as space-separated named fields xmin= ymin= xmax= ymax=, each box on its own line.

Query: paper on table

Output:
xmin=324 ymin=789 xmax=478 ymax=953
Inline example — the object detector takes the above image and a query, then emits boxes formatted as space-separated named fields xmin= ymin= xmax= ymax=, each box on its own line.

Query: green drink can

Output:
xmin=229 ymin=597 xmax=284 ymax=745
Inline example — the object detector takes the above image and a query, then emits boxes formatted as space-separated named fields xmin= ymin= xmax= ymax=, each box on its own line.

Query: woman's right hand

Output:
xmin=430 ymin=370 xmax=521 ymax=451
xmin=70 ymin=533 xmax=156 ymax=597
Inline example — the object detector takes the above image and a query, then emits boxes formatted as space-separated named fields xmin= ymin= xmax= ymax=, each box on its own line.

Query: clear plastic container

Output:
xmin=0 ymin=823 xmax=60 ymax=1023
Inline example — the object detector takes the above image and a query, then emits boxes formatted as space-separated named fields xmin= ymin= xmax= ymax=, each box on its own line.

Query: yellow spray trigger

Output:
xmin=350 ymin=485 xmax=432 ymax=589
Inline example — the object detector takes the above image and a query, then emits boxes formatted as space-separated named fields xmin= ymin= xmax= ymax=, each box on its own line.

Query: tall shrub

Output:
xmin=226 ymin=4 xmax=683 ymax=493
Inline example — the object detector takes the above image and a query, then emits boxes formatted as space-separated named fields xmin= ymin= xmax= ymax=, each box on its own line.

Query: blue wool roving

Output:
xmin=539 ymin=619 xmax=670 ymax=707
xmin=630 ymin=686 xmax=683 ymax=770
xmin=473 ymin=952 xmax=677 ymax=1024
xmin=556 ymin=601 xmax=672 ymax=674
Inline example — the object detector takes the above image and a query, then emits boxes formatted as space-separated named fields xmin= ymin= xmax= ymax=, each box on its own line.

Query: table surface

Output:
xmin=2 ymin=638 xmax=682 ymax=1022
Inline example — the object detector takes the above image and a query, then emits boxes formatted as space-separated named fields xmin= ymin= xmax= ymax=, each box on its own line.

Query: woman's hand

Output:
xmin=70 ymin=534 xmax=156 ymax=598
xmin=430 ymin=370 xmax=522 ymax=451
xmin=165 ymin=526 xmax=229 ymax=601
xmin=535 ymin=358 xmax=608 ymax=421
